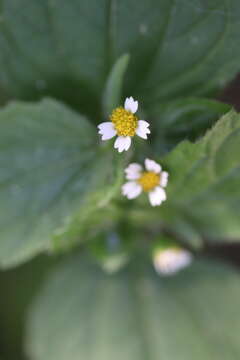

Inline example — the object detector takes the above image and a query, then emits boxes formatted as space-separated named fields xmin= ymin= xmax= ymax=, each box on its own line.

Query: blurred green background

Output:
xmin=1 ymin=1 xmax=240 ymax=359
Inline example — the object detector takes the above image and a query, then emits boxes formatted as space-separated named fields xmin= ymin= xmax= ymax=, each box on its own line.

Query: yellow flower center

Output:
xmin=138 ymin=171 xmax=160 ymax=192
xmin=110 ymin=107 xmax=138 ymax=137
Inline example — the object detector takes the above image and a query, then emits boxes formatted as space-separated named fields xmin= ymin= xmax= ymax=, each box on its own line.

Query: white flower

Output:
xmin=122 ymin=158 xmax=169 ymax=206
xmin=153 ymin=248 xmax=193 ymax=276
xmin=98 ymin=96 xmax=150 ymax=152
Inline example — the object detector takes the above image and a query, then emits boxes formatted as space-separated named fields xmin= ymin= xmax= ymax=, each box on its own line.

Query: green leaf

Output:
xmin=0 ymin=98 xmax=122 ymax=269
xmin=25 ymin=254 xmax=240 ymax=360
xmin=160 ymin=109 xmax=240 ymax=242
xmin=151 ymin=98 xmax=231 ymax=154
xmin=0 ymin=1 xmax=239 ymax=115
xmin=102 ymin=54 xmax=130 ymax=118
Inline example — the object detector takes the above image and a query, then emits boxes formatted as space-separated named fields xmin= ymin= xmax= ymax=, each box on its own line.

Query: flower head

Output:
xmin=153 ymin=247 xmax=192 ymax=276
xmin=122 ymin=158 xmax=168 ymax=206
xmin=98 ymin=97 xmax=150 ymax=152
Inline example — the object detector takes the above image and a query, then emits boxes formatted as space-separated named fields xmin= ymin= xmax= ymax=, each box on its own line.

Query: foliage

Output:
xmin=0 ymin=0 xmax=240 ymax=359
xmin=26 ymin=254 xmax=240 ymax=360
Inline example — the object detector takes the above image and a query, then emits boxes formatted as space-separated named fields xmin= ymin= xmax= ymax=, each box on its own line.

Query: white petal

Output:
xmin=153 ymin=249 xmax=192 ymax=276
xmin=122 ymin=181 xmax=142 ymax=199
xmin=145 ymin=158 xmax=161 ymax=173
xmin=98 ymin=122 xmax=117 ymax=140
xmin=136 ymin=120 xmax=151 ymax=139
xmin=124 ymin=97 xmax=138 ymax=113
xmin=160 ymin=171 xmax=169 ymax=187
xmin=114 ymin=136 xmax=131 ymax=152
xmin=137 ymin=120 xmax=150 ymax=129
xmin=125 ymin=163 xmax=142 ymax=180
xmin=148 ymin=186 xmax=166 ymax=206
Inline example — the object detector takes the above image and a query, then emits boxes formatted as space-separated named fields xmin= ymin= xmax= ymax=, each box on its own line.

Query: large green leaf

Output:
xmin=151 ymin=97 xmax=231 ymax=154
xmin=0 ymin=98 xmax=122 ymax=268
xmin=161 ymin=109 xmax=240 ymax=242
xmin=0 ymin=0 xmax=239 ymax=116
xmin=25 ymin=254 xmax=240 ymax=360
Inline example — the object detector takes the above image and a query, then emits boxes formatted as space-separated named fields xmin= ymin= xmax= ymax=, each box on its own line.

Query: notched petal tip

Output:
xmin=145 ymin=158 xmax=161 ymax=173
xmin=122 ymin=181 xmax=142 ymax=199
xmin=124 ymin=96 xmax=138 ymax=114
xmin=98 ymin=122 xmax=116 ymax=140
xmin=149 ymin=187 xmax=166 ymax=206
xmin=160 ymin=171 xmax=169 ymax=187
xmin=136 ymin=120 xmax=151 ymax=139
xmin=125 ymin=163 xmax=142 ymax=180
xmin=114 ymin=136 xmax=131 ymax=152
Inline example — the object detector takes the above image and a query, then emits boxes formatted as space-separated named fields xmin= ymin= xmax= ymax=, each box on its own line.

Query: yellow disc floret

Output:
xmin=138 ymin=171 xmax=160 ymax=192
xmin=110 ymin=107 xmax=138 ymax=137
